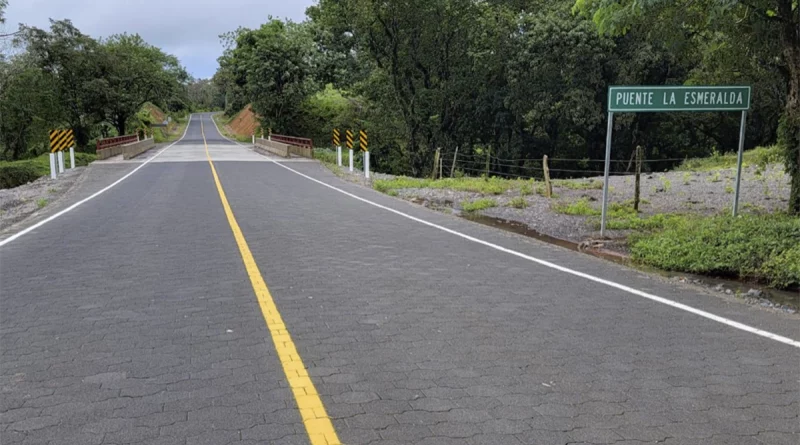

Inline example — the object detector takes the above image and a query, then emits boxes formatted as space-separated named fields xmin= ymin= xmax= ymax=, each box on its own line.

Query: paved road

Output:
xmin=1 ymin=113 xmax=797 ymax=445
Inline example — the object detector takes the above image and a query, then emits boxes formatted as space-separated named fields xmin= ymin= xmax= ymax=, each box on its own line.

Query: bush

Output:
xmin=461 ymin=198 xmax=497 ymax=212
xmin=508 ymin=196 xmax=528 ymax=209
xmin=631 ymin=214 xmax=800 ymax=289
xmin=0 ymin=164 xmax=40 ymax=188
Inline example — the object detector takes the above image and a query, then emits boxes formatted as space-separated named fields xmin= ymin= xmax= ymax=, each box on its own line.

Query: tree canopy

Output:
xmin=0 ymin=19 xmax=191 ymax=159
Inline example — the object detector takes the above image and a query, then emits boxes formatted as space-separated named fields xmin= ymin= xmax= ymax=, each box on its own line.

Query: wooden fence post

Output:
xmin=543 ymin=155 xmax=552 ymax=198
xmin=634 ymin=145 xmax=643 ymax=211
xmin=450 ymin=146 xmax=459 ymax=177
xmin=432 ymin=148 xmax=441 ymax=179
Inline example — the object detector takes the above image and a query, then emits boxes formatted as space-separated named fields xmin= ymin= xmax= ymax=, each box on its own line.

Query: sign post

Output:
xmin=601 ymin=86 xmax=751 ymax=236
xmin=49 ymin=129 xmax=75 ymax=179
xmin=360 ymin=130 xmax=369 ymax=179
xmin=346 ymin=130 xmax=354 ymax=172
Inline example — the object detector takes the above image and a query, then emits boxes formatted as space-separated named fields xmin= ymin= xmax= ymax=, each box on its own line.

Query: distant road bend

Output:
xmin=1 ymin=113 xmax=797 ymax=445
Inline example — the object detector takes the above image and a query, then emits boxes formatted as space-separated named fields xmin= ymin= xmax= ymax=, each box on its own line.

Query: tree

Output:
xmin=22 ymin=20 xmax=109 ymax=147
xmin=574 ymin=0 xmax=800 ymax=214
xmin=102 ymin=34 xmax=188 ymax=135
xmin=0 ymin=55 xmax=62 ymax=159
xmin=227 ymin=20 xmax=317 ymax=133
xmin=0 ymin=0 xmax=6 ymax=24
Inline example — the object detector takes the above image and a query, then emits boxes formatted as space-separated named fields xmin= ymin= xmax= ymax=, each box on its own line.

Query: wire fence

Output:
xmin=430 ymin=149 xmax=687 ymax=180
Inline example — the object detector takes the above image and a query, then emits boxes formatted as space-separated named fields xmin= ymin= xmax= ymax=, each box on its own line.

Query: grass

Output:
xmin=508 ymin=196 xmax=528 ymax=209
xmin=553 ymin=178 xmax=603 ymax=190
xmin=36 ymin=198 xmax=48 ymax=209
xmin=374 ymin=175 xmax=522 ymax=195
xmin=678 ymin=145 xmax=782 ymax=172
xmin=553 ymin=198 xmax=600 ymax=216
xmin=152 ymin=118 xmax=189 ymax=143
xmin=461 ymin=198 xmax=497 ymax=212
xmin=631 ymin=214 xmax=800 ymax=289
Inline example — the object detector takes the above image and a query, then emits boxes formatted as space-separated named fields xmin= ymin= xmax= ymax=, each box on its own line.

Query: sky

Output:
xmin=3 ymin=0 xmax=315 ymax=79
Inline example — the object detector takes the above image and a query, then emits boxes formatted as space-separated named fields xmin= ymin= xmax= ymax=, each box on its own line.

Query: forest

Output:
xmin=0 ymin=2 xmax=211 ymax=162
xmin=212 ymin=0 xmax=799 ymax=215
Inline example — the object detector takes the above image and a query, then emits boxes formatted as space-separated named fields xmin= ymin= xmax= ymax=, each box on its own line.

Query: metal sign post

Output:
xmin=600 ymin=85 xmax=751 ymax=236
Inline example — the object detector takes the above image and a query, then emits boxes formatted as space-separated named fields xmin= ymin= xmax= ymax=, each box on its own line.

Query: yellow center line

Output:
xmin=200 ymin=120 xmax=341 ymax=445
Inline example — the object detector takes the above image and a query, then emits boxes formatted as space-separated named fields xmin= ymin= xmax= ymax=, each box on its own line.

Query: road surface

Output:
xmin=1 ymin=113 xmax=798 ymax=445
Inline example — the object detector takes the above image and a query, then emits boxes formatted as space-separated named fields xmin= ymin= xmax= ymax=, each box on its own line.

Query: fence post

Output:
xmin=634 ymin=145 xmax=642 ymax=212
xmin=485 ymin=148 xmax=491 ymax=177
xmin=432 ymin=148 xmax=440 ymax=179
xmin=450 ymin=146 xmax=459 ymax=177
xmin=543 ymin=155 xmax=552 ymax=198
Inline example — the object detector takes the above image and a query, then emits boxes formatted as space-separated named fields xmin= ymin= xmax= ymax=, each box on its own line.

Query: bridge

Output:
xmin=1 ymin=113 xmax=797 ymax=445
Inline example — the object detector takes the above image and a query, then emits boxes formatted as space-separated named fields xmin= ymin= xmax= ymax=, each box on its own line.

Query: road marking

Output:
xmin=0 ymin=116 xmax=193 ymax=248
xmin=207 ymin=116 xmax=800 ymax=350
xmin=200 ymin=119 xmax=341 ymax=445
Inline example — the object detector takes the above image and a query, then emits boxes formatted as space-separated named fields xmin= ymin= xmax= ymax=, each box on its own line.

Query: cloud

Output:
xmin=4 ymin=0 xmax=314 ymax=78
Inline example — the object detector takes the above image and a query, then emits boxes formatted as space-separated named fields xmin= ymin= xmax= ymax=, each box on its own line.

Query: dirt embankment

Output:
xmin=228 ymin=105 xmax=260 ymax=137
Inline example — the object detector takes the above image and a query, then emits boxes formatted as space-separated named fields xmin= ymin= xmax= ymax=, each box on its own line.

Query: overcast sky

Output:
xmin=4 ymin=0 xmax=315 ymax=79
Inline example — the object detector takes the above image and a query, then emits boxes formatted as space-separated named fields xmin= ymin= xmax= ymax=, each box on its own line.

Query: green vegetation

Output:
xmin=631 ymin=215 xmax=800 ymax=289
xmin=374 ymin=176 xmax=521 ymax=195
xmin=36 ymin=198 xmax=48 ymax=209
xmin=508 ymin=197 xmax=528 ymax=209
xmin=1 ymin=21 xmax=191 ymax=162
xmin=0 ymin=153 xmax=96 ymax=189
xmin=553 ymin=198 xmax=599 ymax=216
xmin=210 ymin=114 xmax=252 ymax=143
xmin=709 ymin=172 xmax=722 ymax=183
xmin=461 ymin=198 xmax=497 ymax=212
xmin=679 ymin=146 xmax=783 ymax=172
xmin=211 ymin=0 xmax=799 ymax=215
xmin=553 ymin=179 xmax=603 ymax=190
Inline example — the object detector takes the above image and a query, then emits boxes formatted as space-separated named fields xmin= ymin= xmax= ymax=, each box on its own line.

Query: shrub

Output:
xmin=508 ymin=196 xmax=527 ymax=209
xmin=631 ymin=214 xmax=800 ymax=289
xmin=553 ymin=198 xmax=599 ymax=215
xmin=0 ymin=164 xmax=40 ymax=189
xmin=461 ymin=198 xmax=497 ymax=212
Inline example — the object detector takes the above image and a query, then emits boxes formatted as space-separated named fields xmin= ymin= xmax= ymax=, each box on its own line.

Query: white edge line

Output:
xmin=0 ymin=114 xmax=193 ymax=248
xmin=209 ymin=114 xmax=800 ymax=350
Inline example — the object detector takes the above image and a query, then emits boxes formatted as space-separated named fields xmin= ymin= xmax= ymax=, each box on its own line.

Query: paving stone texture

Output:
xmin=1 ymin=114 xmax=797 ymax=445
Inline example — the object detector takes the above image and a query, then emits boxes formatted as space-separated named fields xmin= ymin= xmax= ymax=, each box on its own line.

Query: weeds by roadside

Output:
xmin=461 ymin=198 xmax=497 ymax=212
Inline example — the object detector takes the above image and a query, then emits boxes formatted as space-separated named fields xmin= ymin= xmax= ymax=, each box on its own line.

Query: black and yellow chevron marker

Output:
xmin=49 ymin=129 xmax=75 ymax=153
xmin=333 ymin=128 xmax=340 ymax=146
xmin=345 ymin=129 xmax=354 ymax=149
xmin=359 ymin=130 xmax=368 ymax=152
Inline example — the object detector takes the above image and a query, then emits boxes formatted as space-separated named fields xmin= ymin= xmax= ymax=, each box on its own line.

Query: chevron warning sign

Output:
xmin=345 ymin=129 xmax=354 ymax=149
xmin=49 ymin=129 xmax=75 ymax=153
xmin=333 ymin=128 xmax=340 ymax=146
xmin=359 ymin=130 xmax=368 ymax=152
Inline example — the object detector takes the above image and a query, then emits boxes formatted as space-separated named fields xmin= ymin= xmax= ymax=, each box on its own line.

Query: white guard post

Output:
xmin=349 ymin=149 xmax=354 ymax=172
xmin=70 ymin=146 xmax=75 ymax=169
xmin=337 ymin=146 xmax=342 ymax=167
xmin=252 ymin=133 xmax=255 ymax=144
xmin=57 ymin=151 xmax=65 ymax=173
xmin=49 ymin=153 xmax=57 ymax=179
xmin=364 ymin=151 xmax=370 ymax=179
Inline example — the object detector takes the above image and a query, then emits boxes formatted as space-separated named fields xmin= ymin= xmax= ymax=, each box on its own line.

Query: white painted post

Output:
xmin=57 ymin=151 xmax=65 ymax=173
xmin=349 ymin=149 xmax=354 ymax=172
xmin=137 ymin=134 xmax=141 ymax=142
xmin=252 ymin=134 xmax=255 ymax=145
xmin=49 ymin=153 xmax=57 ymax=179
xmin=364 ymin=151 xmax=370 ymax=179
xmin=337 ymin=146 xmax=342 ymax=167
xmin=600 ymin=111 xmax=614 ymax=238
xmin=69 ymin=146 xmax=75 ymax=169
xmin=732 ymin=110 xmax=748 ymax=217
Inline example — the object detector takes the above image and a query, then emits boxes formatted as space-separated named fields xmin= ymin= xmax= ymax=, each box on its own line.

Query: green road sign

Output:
xmin=608 ymin=86 xmax=751 ymax=112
